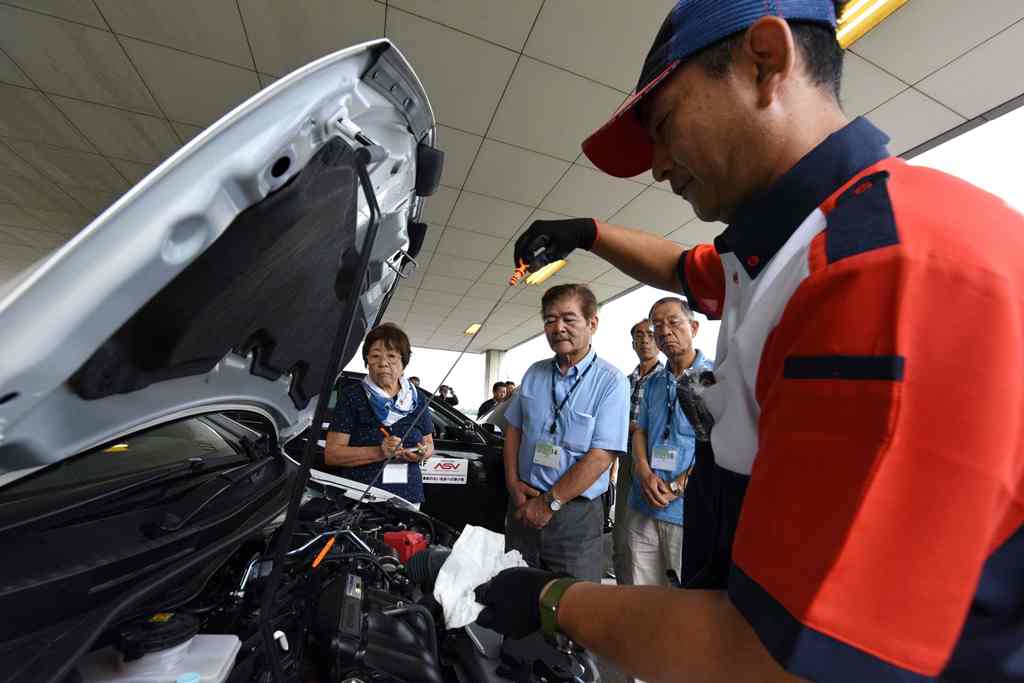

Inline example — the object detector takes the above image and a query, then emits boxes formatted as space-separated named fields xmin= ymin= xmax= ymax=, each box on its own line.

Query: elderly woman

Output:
xmin=325 ymin=323 xmax=434 ymax=506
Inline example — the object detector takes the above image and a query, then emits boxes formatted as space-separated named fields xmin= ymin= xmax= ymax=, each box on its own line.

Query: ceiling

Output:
xmin=1 ymin=0 xmax=1022 ymax=352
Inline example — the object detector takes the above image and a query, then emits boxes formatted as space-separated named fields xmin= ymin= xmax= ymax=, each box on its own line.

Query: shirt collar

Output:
xmin=630 ymin=359 xmax=664 ymax=381
xmin=554 ymin=346 xmax=597 ymax=378
xmin=666 ymin=349 xmax=707 ymax=380
xmin=715 ymin=117 xmax=891 ymax=279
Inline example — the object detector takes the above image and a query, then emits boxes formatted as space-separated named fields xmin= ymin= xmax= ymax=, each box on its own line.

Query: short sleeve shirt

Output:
xmin=328 ymin=381 xmax=433 ymax=503
xmin=504 ymin=348 xmax=629 ymax=499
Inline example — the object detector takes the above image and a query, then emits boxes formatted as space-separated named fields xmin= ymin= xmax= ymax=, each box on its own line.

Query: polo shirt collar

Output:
xmin=631 ymin=359 xmax=663 ymax=381
xmin=715 ymin=117 xmax=891 ymax=279
xmin=555 ymin=346 xmax=597 ymax=378
xmin=666 ymin=349 xmax=707 ymax=379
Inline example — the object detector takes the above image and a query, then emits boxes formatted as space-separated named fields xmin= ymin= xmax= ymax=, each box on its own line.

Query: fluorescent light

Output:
xmin=525 ymin=259 xmax=567 ymax=286
xmin=103 ymin=443 xmax=129 ymax=453
xmin=464 ymin=323 xmax=482 ymax=335
xmin=836 ymin=0 xmax=907 ymax=48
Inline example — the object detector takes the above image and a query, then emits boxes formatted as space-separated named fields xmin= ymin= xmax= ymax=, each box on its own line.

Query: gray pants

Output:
xmin=612 ymin=452 xmax=635 ymax=585
xmin=505 ymin=496 xmax=605 ymax=582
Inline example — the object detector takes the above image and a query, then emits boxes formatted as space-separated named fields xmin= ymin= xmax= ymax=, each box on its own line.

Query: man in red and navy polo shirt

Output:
xmin=473 ymin=1 xmax=1024 ymax=681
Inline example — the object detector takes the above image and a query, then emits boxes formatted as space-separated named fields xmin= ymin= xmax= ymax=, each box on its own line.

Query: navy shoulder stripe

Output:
xmin=826 ymin=171 xmax=899 ymax=264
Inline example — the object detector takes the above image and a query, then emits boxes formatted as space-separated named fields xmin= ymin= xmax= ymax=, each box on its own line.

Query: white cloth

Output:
xmin=433 ymin=525 xmax=527 ymax=628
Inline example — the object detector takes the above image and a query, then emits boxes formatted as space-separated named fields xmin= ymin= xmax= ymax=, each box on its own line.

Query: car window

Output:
xmin=0 ymin=416 xmax=245 ymax=501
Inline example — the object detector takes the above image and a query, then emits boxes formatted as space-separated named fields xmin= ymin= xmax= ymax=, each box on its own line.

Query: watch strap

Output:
xmin=539 ymin=577 xmax=578 ymax=637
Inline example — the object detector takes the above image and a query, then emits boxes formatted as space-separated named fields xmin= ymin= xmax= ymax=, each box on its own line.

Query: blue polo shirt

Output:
xmin=629 ymin=351 xmax=714 ymax=524
xmin=505 ymin=348 xmax=629 ymax=500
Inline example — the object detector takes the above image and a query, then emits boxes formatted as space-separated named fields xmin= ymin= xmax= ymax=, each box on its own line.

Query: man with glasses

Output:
xmin=629 ymin=298 xmax=712 ymax=588
xmin=611 ymin=319 xmax=663 ymax=586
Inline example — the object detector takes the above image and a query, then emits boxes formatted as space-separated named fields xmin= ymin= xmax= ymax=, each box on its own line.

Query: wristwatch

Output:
xmin=540 ymin=577 xmax=578 ymax=636
xmin=669 ymin=480 xmax=681 ymax=495
xmin=545 ymin=490 xmax=563 ymax=512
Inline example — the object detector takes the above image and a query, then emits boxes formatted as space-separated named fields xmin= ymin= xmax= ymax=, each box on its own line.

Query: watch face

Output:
xmin=549 ymin=499 xmax=562 ymax=512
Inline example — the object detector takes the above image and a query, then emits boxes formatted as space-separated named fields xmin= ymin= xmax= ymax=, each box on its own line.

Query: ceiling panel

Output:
xmin=121 ymin=38 xmax=260 ymax=125
xmin=387 ymin=9 xmax=517 ymax=135
xmin=3 ymin=0 xmax=106 ymax=27
xmin=0 ymin=225 xmax=67 ymax=250
xmin=0 ymin=84 xmax=93 ymax=151
xmin=592 ymin=268 xmax=637 ymax=288
xmin=240 ymin=0 xmax=384 ymax=76
xmin=109 ymin=158 xmax=156 ymax=185
xmin=392 ymin=285 xmax=416 ymax=302
xmin=524 ymin=0 xmax=672 ymax=91
xmin=448 ymin=191 xmax=533 ymax=238
xmin=412 ymin=290 xmax=464 ymax=308
xmin=420 ymin=185 xmax=459 ymax=224
xmin=7 ymin=141 xmax=128 ymax=192
xmin=0 ymin=226 xmax=29 ymax=247
xmin=435 ymin=228 xmax=506 ymax=261
xmin=0 ymin=51 xmax=30 ymax=87
xmin=0 ymin=142 xmax=46 ymax=179
xmin=426 ymin=253 xmax=490 ymax=280
xmin=25 ymin=208 xmax=92 ymax=235
xmin=435 ymin=125 xmax=482 ymax=188
xmin=0 ymin=6 xmax=158 ymax=113
xmin=866 ymin=88 xmax=965 ymax=156
xmin=464 ymin=139 xmax=570 ymax=206
xmin=60 ymin=186 xmax=122 ymax=214
xmin=608 ymin=186 xmax=694 ymax=235
xmin=489 ymin=57 xmax=624 ymax=161
xmin=0 ymin=202 xmax=43 ymax=228
xmin=851 ymin=0 xmax=1024 ymax=85
xmin=668 ymin=220 xmax=726 ymax=247
xmin=172 ymin=122 xmax=204 ymax=144
xmin=558 ymin=252 xmax=613 ymax=281
xmin=541 ymin=164 xmax=644 ymax=219
xmin=419 ymin=273 xmax=475 ymax=296
xmin=52 ymin=96 xmax=179 ymax=163
xmin=96 ymin=0 xmax=252 ymax=68
xmin=917 ymin=20 xmax=1024 ymax=119
xmin=840 ymin=52 xmax=908 ymax=117
xmin=0 ymin=171 xmax=87 ymax=212
xmin=388 ymin=0 xmax=541 ymax=51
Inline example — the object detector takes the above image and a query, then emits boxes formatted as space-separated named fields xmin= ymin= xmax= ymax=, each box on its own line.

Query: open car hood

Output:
xmin=0 ymin=39 xmax=437 ymax=485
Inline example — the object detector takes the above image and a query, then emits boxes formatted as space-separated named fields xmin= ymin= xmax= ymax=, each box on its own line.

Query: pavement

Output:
xmin=596 ymin=531 xmax=632 ymax=683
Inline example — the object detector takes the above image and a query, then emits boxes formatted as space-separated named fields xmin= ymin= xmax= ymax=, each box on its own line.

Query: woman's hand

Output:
xmin=380 ymin=435 xmax=402 ymax=459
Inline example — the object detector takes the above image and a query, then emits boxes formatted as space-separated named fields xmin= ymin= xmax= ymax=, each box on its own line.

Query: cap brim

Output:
xmin=581 ymin=61 xmax=680 ymax=179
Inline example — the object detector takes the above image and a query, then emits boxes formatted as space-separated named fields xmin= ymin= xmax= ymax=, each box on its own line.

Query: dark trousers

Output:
xmin=680 ymin=440 xmax=750 ymax=589
xmin=505 ymin=496 xmax=605 ymax=582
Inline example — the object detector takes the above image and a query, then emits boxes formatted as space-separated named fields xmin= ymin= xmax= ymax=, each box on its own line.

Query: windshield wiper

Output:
xmin=156 ymin=458 xmax=275 ymax=533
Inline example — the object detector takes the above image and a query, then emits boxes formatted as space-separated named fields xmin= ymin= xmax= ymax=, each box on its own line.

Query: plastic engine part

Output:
xmin=382 ymin=531 xmax=428 ymax=563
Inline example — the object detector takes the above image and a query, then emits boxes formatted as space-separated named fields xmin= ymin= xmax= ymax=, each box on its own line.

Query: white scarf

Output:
xmin=362 ymin=374 xmax=419 ymax=426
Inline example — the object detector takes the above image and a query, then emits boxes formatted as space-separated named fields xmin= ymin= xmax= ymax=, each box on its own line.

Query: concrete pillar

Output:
xmin=484 ymin=349 xmax=505 ymax=397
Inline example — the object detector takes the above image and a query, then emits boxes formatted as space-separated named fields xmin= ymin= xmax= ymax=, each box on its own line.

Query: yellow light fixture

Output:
xmin=836 ymin=0 xmax=907 ymax=48
xmin=525 ymin=259 xmax=567 ymax=286
xmin=103 ymin=443 xmax=130 ymax=453
xmin=464 ymin=323 xmax=482 ymax=335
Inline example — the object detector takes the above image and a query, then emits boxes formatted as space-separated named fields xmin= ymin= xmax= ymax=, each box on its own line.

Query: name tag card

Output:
xmin=533 ymin=442 xmax=562 ymax=469
xmin=650 ymin=447 xmax=679 ymax=472
xmin=383 ymin=462 xmax=408 ymax=484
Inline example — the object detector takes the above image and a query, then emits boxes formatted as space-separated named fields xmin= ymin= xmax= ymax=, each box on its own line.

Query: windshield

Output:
xmin=0 ymin=416 xmax=243 ymax=503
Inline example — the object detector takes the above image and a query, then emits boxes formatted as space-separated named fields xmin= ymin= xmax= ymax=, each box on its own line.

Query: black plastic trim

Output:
xmin=783 ymin=355 xmax=905 ymax=381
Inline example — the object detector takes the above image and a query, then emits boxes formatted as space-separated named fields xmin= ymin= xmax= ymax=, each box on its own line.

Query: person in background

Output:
xmin=504 ymin=381 xmax=516 ymax=397
xmin=630 ymin=298 xmax=712 ymax=588
xmin=436 ymin=384 xmax=459 ymax=407
xmin=478 ymin=381 xmax=508 ymax=417
xmin=611 ymin=318 xmax=663 ymax=587
xmin=502 ymin=284 xmax=629 ymax=582
xmin=324 ymin=323 xmax=434 ymax=507
xmin=408 ymin=376 xmax=421 ymax=388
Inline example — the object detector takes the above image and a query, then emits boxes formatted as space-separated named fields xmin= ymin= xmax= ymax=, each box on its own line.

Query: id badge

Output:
xmin=533 ymin=442 xmax=562 ymax=469
xmin=650 ymin=447 xmax=679 ymax=472
xmin=383 ymin=462 xmax=408 ymax=484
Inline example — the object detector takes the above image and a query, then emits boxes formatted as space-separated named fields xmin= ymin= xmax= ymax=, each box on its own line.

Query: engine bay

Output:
xmin=68 ymin=486 xmax=599 ymax=683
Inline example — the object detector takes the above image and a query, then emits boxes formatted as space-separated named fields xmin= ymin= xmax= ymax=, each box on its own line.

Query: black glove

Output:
xmin=513 ymin=218 xmax=597 ymax=270
xmin=474 ymin=567 xmax=563 ymax=639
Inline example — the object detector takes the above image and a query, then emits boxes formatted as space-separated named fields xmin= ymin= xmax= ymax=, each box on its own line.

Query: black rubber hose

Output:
xmin=381 ymin=604 xmax=439 ymax=661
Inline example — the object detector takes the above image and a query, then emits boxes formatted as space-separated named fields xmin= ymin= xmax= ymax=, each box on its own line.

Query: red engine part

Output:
xmin=383 ymin=531 xmax=428 ymax=563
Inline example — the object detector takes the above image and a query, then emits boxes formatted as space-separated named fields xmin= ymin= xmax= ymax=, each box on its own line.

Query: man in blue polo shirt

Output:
xmin=630 ymin=297 xmax=713 ymax=587
xmin=503 ymin=283 xmax=629 ymax=582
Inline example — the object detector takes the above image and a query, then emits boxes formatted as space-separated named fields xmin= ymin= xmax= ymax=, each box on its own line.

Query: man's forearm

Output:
xmin=592 ymin=222 xmax=685 ymax=293
xmin=550 ymin=448 xmax=614 ymax=501
xmin=556 ymin=582 xmax=801 ymax=683
xmin=503 ymin=425 xmax=522 ymax=487
xmin=631 ymin=429 xmax=651 ymax=478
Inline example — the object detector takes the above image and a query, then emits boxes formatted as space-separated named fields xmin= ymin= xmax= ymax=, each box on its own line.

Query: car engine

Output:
xmin=69 ymin=485 xmax=600 ymax=683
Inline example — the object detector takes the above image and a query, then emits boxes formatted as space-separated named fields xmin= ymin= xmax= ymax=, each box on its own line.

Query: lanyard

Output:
xmin=549 ymin=355 xmax=596 ymax=435
xmin=663 ymin=374 xmax=678 ymax=441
